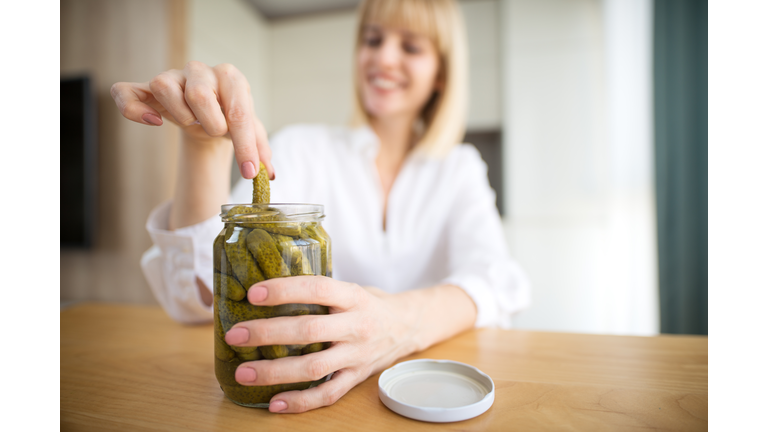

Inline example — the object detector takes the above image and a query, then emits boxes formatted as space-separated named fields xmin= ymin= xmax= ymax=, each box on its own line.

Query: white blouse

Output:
xmin=141 ymin=124 xmax=531 ymax=327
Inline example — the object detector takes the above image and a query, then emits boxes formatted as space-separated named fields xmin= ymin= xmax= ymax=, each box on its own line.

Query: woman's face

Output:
xmin=357 ymin=25 xmax=441 ymax=122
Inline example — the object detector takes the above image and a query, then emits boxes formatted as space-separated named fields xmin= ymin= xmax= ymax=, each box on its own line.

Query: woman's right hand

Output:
xmin=110 ymin=61 xmax=273 ymax=180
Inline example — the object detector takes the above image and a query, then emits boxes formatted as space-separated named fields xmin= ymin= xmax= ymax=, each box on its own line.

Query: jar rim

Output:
xmin=220 ymin=203 xmax=325 ymax=223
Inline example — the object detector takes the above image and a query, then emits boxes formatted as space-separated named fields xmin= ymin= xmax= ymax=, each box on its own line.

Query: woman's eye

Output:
xmin=403 ymin=43 xmax=421 ymax=54
xmin=365 ymin=36 xmax=382 ymax=47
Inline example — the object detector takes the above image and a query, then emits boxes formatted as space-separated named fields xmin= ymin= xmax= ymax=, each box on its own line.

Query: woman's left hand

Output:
xmin=223 ymin=276 xmax=420 ymax=413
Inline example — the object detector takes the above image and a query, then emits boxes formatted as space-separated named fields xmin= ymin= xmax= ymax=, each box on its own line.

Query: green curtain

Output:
xmin=653 ymin=0 xmax=708 ymax=335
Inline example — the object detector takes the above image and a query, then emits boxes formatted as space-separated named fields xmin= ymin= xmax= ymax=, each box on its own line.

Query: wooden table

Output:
xmin=61 ymin=303 xmax=707 ymax=431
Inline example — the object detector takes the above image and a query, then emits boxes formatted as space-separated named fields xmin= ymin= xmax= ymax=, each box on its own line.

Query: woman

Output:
xmin=111 ymin=0 xmax=529 ymax=414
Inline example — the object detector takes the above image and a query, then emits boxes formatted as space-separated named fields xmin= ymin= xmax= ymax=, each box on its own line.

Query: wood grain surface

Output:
xmin=61 ymin=304 xmax=707 ymax=431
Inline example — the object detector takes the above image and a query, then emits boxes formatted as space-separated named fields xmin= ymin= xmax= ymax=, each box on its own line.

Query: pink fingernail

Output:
xmin=241 ymin=161 xmax=256 ymax=179
xmin=235 ymin=367 xmax=256 ymax=384
xmin=249 ymin=286 xmax=268 ymax=303
xmin=225 ymin=327 xmax=249 ymax=345
xmin=269 ymin=400 xmax=288 ymax=413
xmin=142 ymin=113 xmax=163 ymax=126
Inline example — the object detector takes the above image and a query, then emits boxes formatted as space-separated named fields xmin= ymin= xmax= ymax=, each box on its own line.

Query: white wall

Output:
xmin=189 ymin=0 xmax=272 ymax=130
xmin=461 ymin=0 xmax=502 ymax=130
xmin=269 ymin=11 xmax=358 ymax=132
xmin=500 ymin=0 xmax=657 ymax=335
xmin=601 ymin=0 xmax=657 ymax=334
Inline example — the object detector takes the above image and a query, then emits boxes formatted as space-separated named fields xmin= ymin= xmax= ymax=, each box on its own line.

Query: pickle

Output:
xmin=294 ymin=236 xmax=321 ymax=275
xmin=259 ymin=221 xmax=301 ymax=237
xmin=301 ymin=342 xmax=325 ymax=355
xmin=304 ymin=225 xmax=331 ymax=276
xmin=227 ymin=205 xmax=301 ymax=236
xmin=315 ymin=225 xmax=332 ymax=276
xmin=214 ymin=295 xmax=226 ymax=339
xmin=230 ymin=345 xmax=258 ymax=355
xmin=231 ymin=345 xmax=263 ymax=361
xmin=218 ymin=297 xmax=316 ymax=335
xmin=219 ymin=378 xmax=323 ymax=407
xmin=218 ymin=296 xmax=260 ymax=332
xmin=215 ymin=357 xmax=244 ymax=387
xmin=293 ymin=252 xmax=315 ymax=276
xmin=246 ymin=229 xmax=291 ymax=279
xmin=257 ymin=210 xmax=302 ymax=236
xmin=226 ymin=205 xmax=276 ymax=221
xmin=283 ymin=303 xmax=313 ymax=316
xmin=259 ymin=345 xmax=289 ymax=359
xmin=237 ymin=349 xmax=264 ymax=361
xmin=253 ymin=161 xmax=270 ymax=204
xmin=236 ymin=350 xmax=261 ymax=361
xmin=273 ymin=233 xmax=316 ymax=276
xmin=224 ymin=226 xmax=265 ymax=289
xmin=307 ymin=304 xmax=330 ymax=315
xmin=259 ymin=344 xmax=306 ymax=359
xmin=236 ymin=350 xmax=261 ymax=362
xmin=213 ymin=234 xmax=234 ymax=275
xmin=294 ymin=237 xmax=317 ymax=276
xmin=218 ymin=296 xmax=319 ymax=333
xmin=215 ymin=333 xmax=236 ymax=362
xmin=215 ymin=271 xmax=246 ymax=302
xmin=273 ymin=234 xmax=302 ymax=267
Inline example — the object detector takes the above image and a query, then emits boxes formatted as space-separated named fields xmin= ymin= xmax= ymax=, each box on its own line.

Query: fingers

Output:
xmin=214 ymin=63 xmax=264 ymax=179
xmin=235 ymin=344 xmax=353 ymax=388
xmin=110 ymin=82 xmax=163 ymax=126
xmin=113 ymin=62 xmax=274 ymax=179
xmin=149 ymin=69 xmax=198 ymax=127
xmin=269 ymin=368 xmax=361 ymax=413
xmin=226 ymin=313 xmax=354 ymax=346
xmin=182 ymin=61 xmax=228 ymax=137
xmin=248 ymin=276 xmax=362 ymax=311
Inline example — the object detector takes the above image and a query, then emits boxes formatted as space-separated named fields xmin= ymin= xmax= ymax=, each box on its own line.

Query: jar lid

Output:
xmin=377 ymin=359 xmax=495 ymax=423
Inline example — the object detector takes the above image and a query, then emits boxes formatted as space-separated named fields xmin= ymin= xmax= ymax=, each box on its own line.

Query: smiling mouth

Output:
xmin=370 ymin=76 xmax=401 ymax=90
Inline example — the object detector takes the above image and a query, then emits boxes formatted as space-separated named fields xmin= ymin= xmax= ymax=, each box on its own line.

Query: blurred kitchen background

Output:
xmin=60 ymin=0 xmax=707 ymax=335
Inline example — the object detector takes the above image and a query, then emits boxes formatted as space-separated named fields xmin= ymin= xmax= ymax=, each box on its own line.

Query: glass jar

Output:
xmin=213 ymin=204 xmax=332 ymax=408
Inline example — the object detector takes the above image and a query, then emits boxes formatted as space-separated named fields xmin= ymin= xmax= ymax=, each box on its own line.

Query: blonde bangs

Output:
xmin=352 ymin=0 xmax=468 ymax=157
xmin=358 ymin=0 xmax=443 ymax=52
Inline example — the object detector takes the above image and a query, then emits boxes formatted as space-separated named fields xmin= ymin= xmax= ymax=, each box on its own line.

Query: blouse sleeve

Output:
xmin=140 ymin=200 xmax=223 ymax=324
xmin=439 ymin=146 xmax=531 ymax=328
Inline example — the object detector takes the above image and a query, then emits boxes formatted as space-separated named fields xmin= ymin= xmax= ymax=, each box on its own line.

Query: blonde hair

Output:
xmin=351 ymin=0 xmax=468 ymax=157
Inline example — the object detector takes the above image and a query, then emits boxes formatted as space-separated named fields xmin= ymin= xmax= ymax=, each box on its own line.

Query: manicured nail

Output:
xmin=269 ymin=400 xmax=288 ymax=413
xmin=235 ymin=367 xmax=256 ymax=384
xmin=270 ymin=171 xmax=276 ymax=181
xmin=225 ymin=327 xmax=249 ymax=345
xmin=142 ymin=113 xmax=162 ymax=126
xmin=241 ymin=161 xmax=256 ymax=179
xmin=249 ymin=286 xmax=268 ymax=303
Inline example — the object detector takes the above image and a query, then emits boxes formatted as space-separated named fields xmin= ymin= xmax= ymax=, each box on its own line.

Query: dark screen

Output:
xmin=61 ymin=77 xmax=96 ymax=247
xmin=464 ymin=130 xmax=504 ymax=216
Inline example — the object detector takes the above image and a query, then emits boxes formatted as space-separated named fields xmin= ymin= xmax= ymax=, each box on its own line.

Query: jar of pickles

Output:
xmin=213 ymin=203 xmax=332 ymax=407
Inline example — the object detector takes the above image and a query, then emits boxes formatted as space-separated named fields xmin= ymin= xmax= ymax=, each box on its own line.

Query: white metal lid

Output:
xmin=378 ymin=359 xmax=495 ymax=423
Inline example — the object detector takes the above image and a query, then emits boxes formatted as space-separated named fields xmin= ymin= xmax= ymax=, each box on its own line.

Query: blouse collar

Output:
xmin=347 ymin=124 xmax=437 ymax=163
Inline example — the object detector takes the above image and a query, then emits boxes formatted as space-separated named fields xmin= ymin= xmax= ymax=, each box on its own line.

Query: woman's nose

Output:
xmin=373 ymin=37 xmax=401 ymax=69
